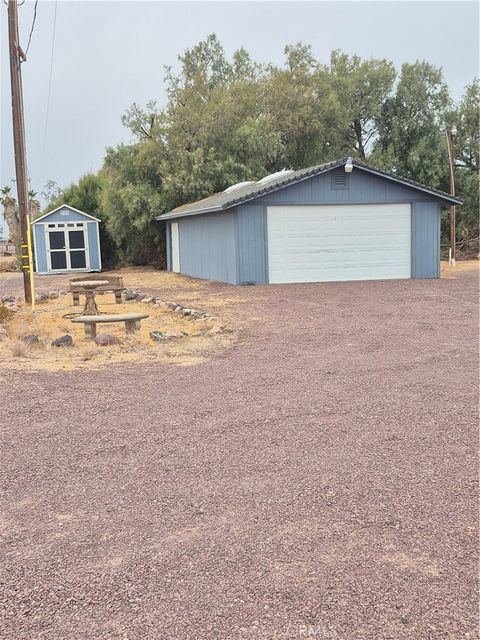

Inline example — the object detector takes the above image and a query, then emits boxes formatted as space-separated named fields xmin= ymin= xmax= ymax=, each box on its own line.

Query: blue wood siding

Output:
xmin=86 ymin=222 xmax=101 ymax=270
xmin=33 ymin=225 xmax=47 ymax=273
xmin=412 ymin=202 xmax=441 ymax=278
xmin=178 ymin=212 xmax=237 ymax=284
xmin=168 ymin=168 xmax=444 ymax=283
xmin=255 ymin=169 xmax=432 ymax=206
xmin=37 ymin=207 xmax=93 ymax=223
xmin=236 ymin=204 xmax=267 ymax=284
xmin=234 ymin=169 xmax=442 ymax=282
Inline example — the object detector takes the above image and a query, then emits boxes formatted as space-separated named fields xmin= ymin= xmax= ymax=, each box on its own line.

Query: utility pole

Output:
xmin=8 ymin=0 xmax=32 ymax=303
xmin=447 ymin=124 xmax=457 ymax=266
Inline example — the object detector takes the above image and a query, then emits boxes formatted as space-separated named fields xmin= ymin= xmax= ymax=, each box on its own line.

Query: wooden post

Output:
xmin=8 ymin=0 xmax=32 ymax=303
xmin=447 ymin=125 xmax=457 ymax=265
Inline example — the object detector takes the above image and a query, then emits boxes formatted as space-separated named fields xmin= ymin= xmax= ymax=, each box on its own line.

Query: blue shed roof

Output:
xmin=158 ymin=158 xmax=462 ymax=220
xmin=33 ymin=204 xmax=101 ymax=224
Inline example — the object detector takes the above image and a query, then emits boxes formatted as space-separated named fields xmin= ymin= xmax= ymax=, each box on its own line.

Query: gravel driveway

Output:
xmin=1 ymin=269 xmax=478 ymax=639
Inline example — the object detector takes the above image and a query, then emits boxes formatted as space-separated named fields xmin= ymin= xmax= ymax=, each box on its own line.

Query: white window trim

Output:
xmin=44 ymin=222 xmax=91 ymax=272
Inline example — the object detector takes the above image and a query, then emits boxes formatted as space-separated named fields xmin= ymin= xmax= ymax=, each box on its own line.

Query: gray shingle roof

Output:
xmin=157 ymin=158 xmax=462 ymax=220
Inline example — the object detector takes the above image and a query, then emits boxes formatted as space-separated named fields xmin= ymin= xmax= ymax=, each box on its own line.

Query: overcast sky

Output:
xmin=1 ymin=0 xmax=479 ymax=217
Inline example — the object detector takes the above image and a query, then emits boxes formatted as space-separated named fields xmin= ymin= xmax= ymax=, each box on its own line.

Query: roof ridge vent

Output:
xmin=224 ymin=181 xmax=255 ymax=193
xmin=257 ymin=169 xmax=293 ymax=185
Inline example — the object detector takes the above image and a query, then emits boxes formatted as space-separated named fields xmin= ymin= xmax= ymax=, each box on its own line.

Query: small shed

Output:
xmin=158 ymin=159 xmax=461 ymax=285
xmin=32 ymin=205 xmax=102 ymax=275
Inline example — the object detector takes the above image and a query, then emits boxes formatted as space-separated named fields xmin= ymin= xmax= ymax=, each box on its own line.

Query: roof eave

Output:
xmin=355 ymin=164 xmax=463 ymax=206
xmin=157 ymin=205 xmax=224 ymax=221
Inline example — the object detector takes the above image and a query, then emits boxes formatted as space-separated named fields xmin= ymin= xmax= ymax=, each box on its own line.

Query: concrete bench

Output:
xmin=71 ymin=313 xmax=149 ymax=340
xmin=70 ymin=274 xmax=125 ymax=306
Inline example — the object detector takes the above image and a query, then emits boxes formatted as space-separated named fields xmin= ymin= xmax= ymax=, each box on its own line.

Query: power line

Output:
xmin=23 ymin=0 xmax=38 ymax=57
xmin=40 ymin=0 xmax=57 ymax=164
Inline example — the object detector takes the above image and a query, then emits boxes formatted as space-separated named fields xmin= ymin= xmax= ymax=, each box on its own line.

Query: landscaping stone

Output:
xmin=59 ymin=290 xmax=67 ymax=296
xmin=150 ymin=331 xmax=169 ymax=342
xmin=94 ymin=333 xmax=120 ymax=347
xmin=191 ymin=331 xmax=209 ymax=337
xmin=141 ymin=297 xmax=153 ymax=304
xmin=48 ymin=291 xmax=59 ymax=299
xmin=136 ymin=293 xmax=147 ymax=301
xmin=124 ymin=289 xmax=139 ymax=301
xmin=209 ymin=325 xmax=224 ymax=335
xmin=1 ymin=295 xmax=15 ymax=303
xmin=164 ymin=331 xmax=188 ymax=339
xmin=155 ymin=300 xmax=168 ymax=308
xmin=36 ymin=293 xmax=49 ymax=304
xmin=21 ymin=334 xmax=39 ymax=345
xmin=51 ymin=335 xmax=73 ymax=347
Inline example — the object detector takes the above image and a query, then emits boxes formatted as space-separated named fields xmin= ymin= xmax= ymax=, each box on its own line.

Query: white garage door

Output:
xmin=267 ymin=204 xmax=411 ymax=283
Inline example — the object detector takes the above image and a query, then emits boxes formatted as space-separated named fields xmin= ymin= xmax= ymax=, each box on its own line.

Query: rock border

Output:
xmin=124 ymin=288 xmax=225 ymax=341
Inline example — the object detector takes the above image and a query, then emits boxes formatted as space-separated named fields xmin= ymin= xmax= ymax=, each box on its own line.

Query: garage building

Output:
xmin=159 ymin=159 xmax=461 ymax=285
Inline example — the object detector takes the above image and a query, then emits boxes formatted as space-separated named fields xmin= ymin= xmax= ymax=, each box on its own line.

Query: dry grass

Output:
xmin=0 ymin=292 xmax=234 ymax=372
xmin=107 ymin=267 xmax=204 ymax=291
xmin=441 ymin=259 xmax=479 ymax=279
xmin=9 ymin=340 xmax=29 ymax=358
xmin=0 ymin=256 xmax=17 ymax=272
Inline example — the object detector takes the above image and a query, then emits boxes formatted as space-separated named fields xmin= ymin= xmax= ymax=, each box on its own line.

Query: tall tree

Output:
xmin=261 ymin=44 xmax=343 ymax=167
xmin=372 ymin=61 xmax=451 ymax=187
xmin=1 ymin=186 xmax=19 ymax=250
xmin=28 ymin=190 xmax=40 ymax=221
xmin=452 ymin=79 xmax=479 ymax=246
xmin=328 ymin=51 xmax=396 ymax=159
xmin=101 ymin=145 xmax=166 ymax=266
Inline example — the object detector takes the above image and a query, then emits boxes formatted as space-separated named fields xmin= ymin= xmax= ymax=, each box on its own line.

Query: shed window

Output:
xmin=48 ymin=223 xmax=55 ymax=228
xmin=331 ymin=172 xmax=349 ymax=189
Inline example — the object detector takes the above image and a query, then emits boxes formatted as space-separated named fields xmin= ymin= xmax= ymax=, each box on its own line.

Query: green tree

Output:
xmin=372 ymin=61 xmax=452 ymax=187
xmin=328 ymin=51 xmax=396 ymax=159
xmin=49 ymin=173 xmax=118 ymax=267
xmin=261 ymin=44 xmax=344 ymax=168
xmin=101 ymin=145 xmax=166 ymax=266
xmin=453 ymin=79 xmax=479 ymax=248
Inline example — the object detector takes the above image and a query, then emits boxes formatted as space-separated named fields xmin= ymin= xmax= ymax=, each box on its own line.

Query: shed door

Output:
xmin=267 ymin=204 xmax=411 ymax=283
xmin=47 ymin=224 xmax=89 ymax=271
xmin=171 ymin=222 xmax=180 ymax=273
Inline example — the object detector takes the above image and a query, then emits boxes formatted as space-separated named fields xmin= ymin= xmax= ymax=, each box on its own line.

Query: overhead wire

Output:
xmin=40 ymin=0 xmax=57 ymax=164
xmin=23 ymin=0 xmax=38 ymax=57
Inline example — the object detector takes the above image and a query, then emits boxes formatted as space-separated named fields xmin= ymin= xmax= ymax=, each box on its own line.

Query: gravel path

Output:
xmin=1 ymin=270 xmax=478 ymax=639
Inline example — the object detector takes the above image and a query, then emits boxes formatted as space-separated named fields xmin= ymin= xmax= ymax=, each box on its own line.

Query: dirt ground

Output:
xmin=0 ymin=264 xmax=478 ymax=639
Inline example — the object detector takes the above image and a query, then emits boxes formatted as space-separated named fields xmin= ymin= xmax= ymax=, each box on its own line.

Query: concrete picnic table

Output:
xmin=74 ymin=280 xmax=110 ymax=315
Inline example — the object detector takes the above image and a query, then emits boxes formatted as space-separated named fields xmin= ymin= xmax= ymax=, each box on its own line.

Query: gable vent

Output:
xmin=331 ymin=172 xmax=349 ymax=189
